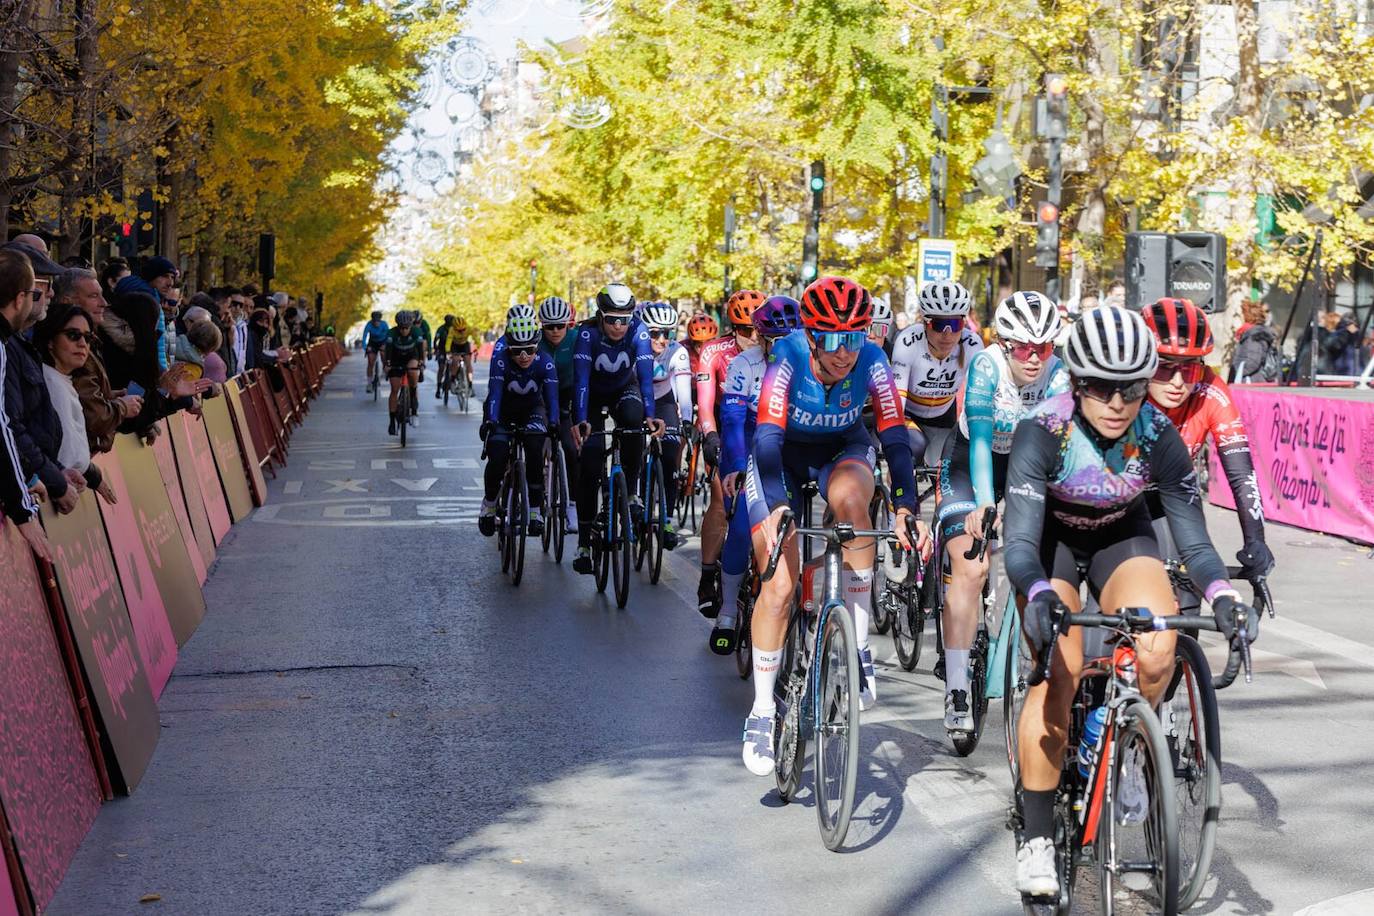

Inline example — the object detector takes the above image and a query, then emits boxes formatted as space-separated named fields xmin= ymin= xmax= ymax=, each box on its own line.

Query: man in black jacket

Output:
xmin=0 ymin=249 xmax=55 ymax=559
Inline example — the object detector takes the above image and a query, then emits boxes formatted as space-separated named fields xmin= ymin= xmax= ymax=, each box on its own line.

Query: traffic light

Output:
xmin=809 ymin=160 xmax=825 ymax=205
xmin=1034 ymin=73 xmax=1069 ymax=140
xmin=1034 ymin=201 xmax=1060 ymax=269
xmin=802 ymin=161 xmax=824 ymax=283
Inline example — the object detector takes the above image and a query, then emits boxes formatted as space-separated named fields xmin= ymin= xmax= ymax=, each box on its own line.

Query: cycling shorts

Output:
xmin=936 ymin=440 xmax=1009 ymax=541
xmin=450 ymin=342 xmax=472 ymax=357
xmin=1039 ymin=505 xmax=1160 ymax=600
xmin=745 ymin=426 xmax=875 ymax=529
xmin=366 ymin=342 xmax=383 ymax=353
xmin=387 ymin=360 xmax=419 ymax=379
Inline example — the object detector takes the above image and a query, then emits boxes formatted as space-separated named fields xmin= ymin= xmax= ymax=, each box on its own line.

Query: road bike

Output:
xmin=436 ymin=355 xmax=451 ymax=408
xmin=634 ymin=432 xmax=670 ymax=584
xmin=765 ymin=507 xmax=915 ymax=851
xmin=586 ymin=422 xmax=651 ymax=609
xmin=541 ymin=431 xmax=569 ymax=564
xmin=483 ymin=423 xmax=531 ymax=586
xmin=396 ymin=381 xmax=413 ymax=447
xmin=721 ymin=491 xmax=758 ymax=679
xmin=369 ymin=350 xmax=382 ymax=401
xmin=454 ymin=357 xmax=471 ymax=414
xmin=675 ymin=426 xmax=708 ymax=533
xmin=1006 ymin=605 xmax=1255 ymax=916
xmin=883 ymin=465 xmax=942 ymax=672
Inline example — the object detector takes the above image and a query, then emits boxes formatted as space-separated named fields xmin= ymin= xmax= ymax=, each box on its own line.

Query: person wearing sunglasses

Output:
xmin=570 ymin=283 xmax=665 ymax=574
xmin=1141 ymin=297 xmax=1273 ymax=591
xmin=684 ymin=311 xmax=718 ymax=381
xmin=930 ymin=290 xmax=1067 ymax=736
xmin=891 ymin=279 xmax=984 ymax=467
xmin=539 ymin=296 xmax=580 ymax=532
xmin=740 ymin=276 xmax=933 ymax=777
xmin=478 ymin=305 xmax=559 ymax=538
xmin=709 ymin=294 xmax=805 ymax=657
xmin=33 ymin=302 xmax=116 ymax=506
xmin=642 ymin=302 xmax=693 ymax=551
xmin=382 ymin=312 xmax=423 ymax=436
xmin=1001 ymin=305 xmax=1259 ymax=898
xmin=691 ymin=289 xmax=764 ymax=617
xmin=867 ymin=295 xmax=895 ymax=358
xmin=362 ymin=310 xmax=389 ymax=392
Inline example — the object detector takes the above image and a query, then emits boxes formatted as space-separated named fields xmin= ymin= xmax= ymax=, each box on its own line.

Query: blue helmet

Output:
xmin=753 ymin=295 xmax=804 ymax=339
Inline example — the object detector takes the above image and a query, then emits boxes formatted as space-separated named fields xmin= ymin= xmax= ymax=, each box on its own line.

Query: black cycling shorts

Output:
xmin=936 ymin=436 xmax=1009 ymax=541
xmin=1040 ymin=504 xmax=1160 ymax=601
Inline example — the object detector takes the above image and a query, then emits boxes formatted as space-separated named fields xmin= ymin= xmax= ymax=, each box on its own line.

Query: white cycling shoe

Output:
xmin=858 ymin=647 xmax=877 ymax=710
xmin=742 ymin=714 xmax=776 ymax=776
xmin=1016 ymin=837 xmax=1059 ymax=897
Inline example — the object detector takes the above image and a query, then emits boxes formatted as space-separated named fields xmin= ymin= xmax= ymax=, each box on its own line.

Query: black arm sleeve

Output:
xmin=1002 ymin=419 xmax=1057 ymax=599
xmin=1216 ymin=438 xmax=1266 ymax=546
xmin=1153 ymin=423 xmax=1232 ymax=598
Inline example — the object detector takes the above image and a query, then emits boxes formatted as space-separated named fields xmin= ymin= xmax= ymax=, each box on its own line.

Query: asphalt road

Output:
xmin=49 ymin=355 xmax=1374 ymax=915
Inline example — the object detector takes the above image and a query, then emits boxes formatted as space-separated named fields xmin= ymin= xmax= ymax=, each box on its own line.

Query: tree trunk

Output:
xmin=1068 ymin=23 xmax=1114 ymax=301
xmin=1221 ymin=0 xmax=1265 ymax=360
xmin=0 ymin=1 xmax=36 ymax=241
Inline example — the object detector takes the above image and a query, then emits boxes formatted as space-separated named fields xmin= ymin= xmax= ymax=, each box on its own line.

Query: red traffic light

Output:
xmin=1037 ymin=202 xmax=1060 ymax=223
xmin=1045 ymin=74 xmax=1068 ymax=97
xmin=529 ymin=260 xmax=537 ymax=269
xmin=120 ymin=222 xmax=132 ymax=237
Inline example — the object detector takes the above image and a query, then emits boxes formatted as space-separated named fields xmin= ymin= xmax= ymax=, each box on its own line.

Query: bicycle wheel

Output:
xmin=774 ymin=605 xmax=809 ymax=802
xmin=541 ymin=446 xmax=554 ymax=555
xmin=634 ymin=460 xmax=650 ymax=573
xmin=612 ymin=472 xmax=633 ymax=608
xmin=734 ymin=573 xmax=754 ymax=679
xmin=398 ymin=386 xmax=408 ymax=447
xmin=891 ymin=573 xmax=925 ymax=671
xmin=675 ymin=441 xmax=693 ymax=528
xmin=1004 ymin=613 xmax=1032 ymax=787
xmin=814 ymin=600 xmax=861 ymax=851
xmin=951 ymin=626 xmax=990 ymax=757
xmin=498 ymin=474 xmax=513 ymax=575
xmin=1018 ymin=793 xmax=1076 ymax=916
xmin=1096 ymin=698 xmax=1180 ymax=916
xmin=372 ymin=364 xmax=380 ymax=401
xmin=646 ymin=459 xmax=665 ymax=583
xmin=593 ymin=478 xmax=610 ymax=594
xmin=509 ymin=456 xmax=528 ymax=586
xmin=1164 ymin=634 xmax=1221 ymax=909
xmin=552 ymin=447 xmax=568 ymax=565
xmin=869 ymin=488 xmax=894 ymax=634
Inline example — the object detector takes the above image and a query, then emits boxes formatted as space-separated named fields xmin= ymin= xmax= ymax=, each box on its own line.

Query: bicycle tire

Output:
xmin=593 ymin=478 xmax=610 ymax=594
xmin=398 ymin=386 xmax=408 ymax=447
xmin=372 ymin=364 xmax=380 ymax=401
xmin=891 ymin=574 xmax=925 ymax=670
xmin=498 ymin=474 xmax=512 ymax=575
xmin=774 ymin=605 xmax=809 ymax=802
xmin=441 ymin=361 xmax=450 ymax=407
xmin=734 ymin=573 xmax=754 ymax=679
xmin=510 ymin=456 xmax=528 ymax=586
xmin=814 ymin=600 xmax=861 ymax=851
xmin=634 ymin=459 xmax=650 ymax=573
xmin=869 ymin=487 xmax=894 ymax=634
xmin=552 ymin=446 xmax=568 ymax=565
xmin=1096 ymin=698 xmax=1180 ymax=916
xmin=1165 ymin=634 xmax=1221 ymax=909
xmin=676 ymin=442 xmax=694 ymax=528
xmin=952 ymin=628 xmax=990 ymax=756
xmin=541 ymin=445 xmax=554 ymax=555
xmin=612 ymin=472 xmax=632 ymax=608
xmin=1003 ymin=612 xmax=1032 ymax=787
xmin=647 ymin=459 xmax=665 ymax=584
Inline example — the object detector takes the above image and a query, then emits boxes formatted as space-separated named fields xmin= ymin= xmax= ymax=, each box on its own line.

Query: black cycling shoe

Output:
xmin=697 ymin=563 xmax=722 ymax=618
xmin=663 ymin=524 xmax=681 ymax=551
xmin=573 ymin=548 xmax=594 ymax=575
xmin=527 ymin=514 xmax=545 ymax=537
xmin=388 ymin=415 xmax=397 ymax=436
xmin=434 ymin=388 xmax=442 ymax=399
xmin=478 ymin=514 xmax=496 ymax=537
xmin=709 ymin=618 xmax=738 ymax=655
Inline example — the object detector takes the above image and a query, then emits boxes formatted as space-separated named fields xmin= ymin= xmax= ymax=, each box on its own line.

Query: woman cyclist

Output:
xmin=935 ymin=291 xmax=1067 ymax=736
xmin=740 ymin=276 xmax=932 ymax=776
xmin=891 ymin=280 xmax=984 ymax=466
xmin=1001 ymin=305 xmax=1259 ymax=898
xmin=539 ymin=295 xmax=579 ymax=533
xmin=684 ymin=311 xmax=718 ymax=381
xmin=382 ymin=313 xmax=422 ymax=436
xmin=1140 ymin=298 xmax=1274 ymax=587
xmin=641 ymin=301 xmax=693 ymax=550
xmin=867 ymin=296 xmax=895 ymax=358
xmin=709 ymin=295 xmax=805 ymax=655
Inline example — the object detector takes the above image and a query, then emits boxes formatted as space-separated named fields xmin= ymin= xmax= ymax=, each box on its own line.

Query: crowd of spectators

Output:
xmin=0 ymin=235 xmax=322 ymax=561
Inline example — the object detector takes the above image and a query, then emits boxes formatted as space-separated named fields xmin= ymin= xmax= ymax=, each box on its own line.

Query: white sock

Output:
xmin=945 ymin=648 xmax=970 ymax=693
xmin=721 ymin=570 xmax=745 ymax=618
xmin=751 ymin=646 xmax=783 ymax=717
xmin=844 ymin=567 xmax=874 ymax=652
xmin=567 ymin=504 xmax=578 ymax=526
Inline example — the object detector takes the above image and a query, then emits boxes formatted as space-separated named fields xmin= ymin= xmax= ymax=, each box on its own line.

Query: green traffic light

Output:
xmin=810 ymin=177 xmax=825 ymax=192
xmin=801 ymin=264 xmax=817 ymax=280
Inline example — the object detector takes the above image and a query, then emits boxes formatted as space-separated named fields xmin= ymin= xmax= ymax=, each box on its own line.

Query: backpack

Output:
xmin=1231 ymin=328 xmax=1280 ymax=383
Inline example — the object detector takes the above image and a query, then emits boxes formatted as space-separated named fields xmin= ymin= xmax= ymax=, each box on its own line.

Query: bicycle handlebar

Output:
xmin=963 ymin=507 xmax=996 ymax=561
xmin=759 ymin=510 xmax=916 ymax=584
xmin=760 ymin=509 xmax=794 ymax=582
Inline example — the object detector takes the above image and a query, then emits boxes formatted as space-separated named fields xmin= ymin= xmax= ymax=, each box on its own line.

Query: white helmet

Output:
xmin=1063 ymin=306 xmax=1159 ymax=381
xmin=995 ymin=291 xmax=1062 ymax=344
xmin=596 ymin=282 xmax=635 ymax=315
xmin=640 ymin=301 xmax=678 ymax=330
xmin=870 ymin=297 xmax=894 ymax=333
xmin=918 ymin=279 xmax=972 ymax=318
xmin=505 ymin=304 xmax=540 ymax=345
xmin=538 ymin=296 xmax=572 ymax=325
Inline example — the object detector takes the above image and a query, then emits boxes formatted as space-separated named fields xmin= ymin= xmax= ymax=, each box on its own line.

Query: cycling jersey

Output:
xmin=540 ymin=331 xmax=577 ymax=394
xmin=361 ymin=320 xmax=388 ymax=349
xmin=571 ymin=318 xmax=656 ymax=424
xmin=413 ymin=318 xmax=432 ymax=353
xmin=890 ymin=323 xmax=983 ymax=423
xmin=1150 ymin=367 xmax=1265 ymax=545
xmin=695 ymin=336 xmax=745 ymax=434
xmin=383 ymin=331 xmax=423 ymax=367
xmin=433 ymin=324 xmax=470 ymax=355
xmin=653 ymin=341 xmax=693 ymax=421
xmin=720 ymin=347 xmax=767 ymax=477
xmin=752 ymin=331 xmax=917 ymax=512
xmin=485 ymin=339 xmax=559 ymax=428
xmin=1002 ymin=392 xmax=1232 ymax=603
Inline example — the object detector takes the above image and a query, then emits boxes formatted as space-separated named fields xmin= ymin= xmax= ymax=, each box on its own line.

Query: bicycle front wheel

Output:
xmin=774 ymin=606 xmax=809 ymax=802
xmin=891 ymin=575 xmax=925 ymax=671
xmin=1096 ymin=698 xmax=1180 ymax=916
xmin=813 ymin=601 xmax=861 ymax=851
xmin=646 ymin=459 xmax=665 ymax=583
xmin=612 ymin=472 xmax=632 ymax=608
xmin=509 ymin=457 xmax=528 ymax=586
xmin=869 ymin=487 xmax=894 ymax=634
xmin=398 ymin=387 xmax=409 ymax=447
xmin=1004 ymin=604 xmax=1032 ymax=786
xmin=593 ymin=479 xmax=610 ymax=594
xmin=952 ymin=626 xmax=990 ymax=757
xmin=1164 ymin=634 xmax=1221 ymax=909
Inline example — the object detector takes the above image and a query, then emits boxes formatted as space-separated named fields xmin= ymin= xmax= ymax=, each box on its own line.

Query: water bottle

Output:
xmin=1077 ymin=706 xmax=1109 ymax=778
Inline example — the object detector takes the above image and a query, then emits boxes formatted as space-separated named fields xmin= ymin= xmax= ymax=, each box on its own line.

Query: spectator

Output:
xmin=182 ymin=305 xmax=213 ymax=327
xmin=171 ymin=318 xmax=222 ymax=382
xmin=1323 ymin=310 xmax=1362 ymax=376
xmin=112 ymin=255 xmax=178 ymax=373
xmin=98 ymin=289 xmax=210 ymax=434
xmin=1103 ymin=283 xmax=1125 ymax=308
xmin=2 ymin=239 xmax=61 ymax=316
xmin=0 ymin=250 xmax=52 ymax=559
xmin=230 ymin=290 xmax=251 ymax=376
xmin=1078 ymin=293 xmax=1100 ymax=313
xmin=246 ymin=307 xmax=289 ymax=371
xmin=32 ymin=303 xmax=113 ymax=502
xmin=3 ymin=259 xmax=84 ymax=515
xmin=195 ymin=322 xmax=229 ymax=384
xmin=1231 ymin=300 xmax=1281 ymax=383
xmin=52 ymin=267 xmax=104 ymax=319
xmin=10 ymin=233 xmax=49 ymax=255
xmin=99 ymin=257 xmax=130 ymax=299
xmin=52 ymin=267 xmax=141 ymax=454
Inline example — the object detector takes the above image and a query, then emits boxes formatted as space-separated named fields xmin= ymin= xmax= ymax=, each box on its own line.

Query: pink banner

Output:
xmin=0 ymin=855 xmax=17 ymax=916
xmin=1210 ymin=387 xmax=1374 ymax=544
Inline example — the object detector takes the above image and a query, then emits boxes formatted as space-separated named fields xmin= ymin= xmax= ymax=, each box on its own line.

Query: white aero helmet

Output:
xmin=538 ymin=295 xmax=572 ymax=325
xmin=995 ymin=290 xmax=1062 ymax=344
xmin=917 ymin=279 xmax=972 ymax=318
xmin=640 ymin=301 xmax=678 ymax=330
xmin=505 ymin=303 xmax=540 ymax=345
xmin=1063 ymin=305 xmax=1159 ymax=381
xmin=870 ymin=296 xmax=894 ymax=333
xmin=596 ymin=282 xmax=636 ymax=315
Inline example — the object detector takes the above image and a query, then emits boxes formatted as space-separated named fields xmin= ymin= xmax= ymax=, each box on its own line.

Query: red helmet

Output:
xmin=687 ymin=312 xmax=719 ymax=342
xmin=1141 ymin=297 xmax=1213 ymax=357
xmin=800 ymin=276 xmax=872 ymax=332
xmin=724 ymin=289 xmax=765 ymax=326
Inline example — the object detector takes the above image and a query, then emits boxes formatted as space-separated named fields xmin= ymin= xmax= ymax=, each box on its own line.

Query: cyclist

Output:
xmin=711 ymin=295 xmax=805 ymax=654
xmin=382 ymin=312 xmax=423 ymax=436
xmin=479 ymin=305 xmax=559 ymax=537
xmin=741 ymin=276 xmax=932 ymax=776
xmin=1141 ymin=298 xmax=1274 ymax=586
xmin=411 ymin=309 xmax=432 ymax=370
xmin=1001 ymin=305 xmax=1259 ymax=897
xmin=685 ymin=311 xmax=718 ymax=380
xmin=361 ymin=310 xmax=388 ymax=392
xmin=935 ymin=291 xmax=1066 ymax=735
xmin=641 ymin=301 xmax=692 ymax=550
xmin=867 ymin=296 xmax=895 ymax=358
xmin=539 ymin=295 xmax=579 ymax=532
xmin=432 ymin=315 xmax=455 ymax=398
xmin=891 ymin=280 xmax=984 ymax=465
xmin=695 ymin=290 xmax=764 ymax=617
xmin=570 ymin=283 xmax=666 ymax=574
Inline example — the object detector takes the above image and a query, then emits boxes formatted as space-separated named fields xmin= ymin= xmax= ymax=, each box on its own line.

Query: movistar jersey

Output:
xmin=485 ymin=337 xmax=560 ymax=427
xmin=572 ymin=318 xmax=656 ymax=424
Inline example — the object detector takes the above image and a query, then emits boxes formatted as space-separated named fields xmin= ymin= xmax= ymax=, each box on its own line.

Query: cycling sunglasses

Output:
xmin=648 ymin=328 xmax=675 ymax=340
xmin=509 ymin=344 xmax=539 ymax=356
xmin=542 ymin=321 xmax=572 ymax=331
xmin=732 ymin=323 xmax=757 ymax=338
xmin=928 ymin=316 xmax=963 ymax=333
xmin=601 ymin=313 xmax=632 ymax=326
xmin=1152 ymin=358 xmax=1205 ymax=386
xmin=809 ymin=330 xmax=867 ymax=353
xmin=1006 ymin=340 xmax=1054 ymax=362
xmin=1077 ymin=377 xmax=1150 ymax=404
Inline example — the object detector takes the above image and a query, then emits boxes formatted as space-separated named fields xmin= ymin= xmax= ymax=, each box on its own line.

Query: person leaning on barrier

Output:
xmin=53 ymin=267 xmax=142 ymax=455
xmin=33 ymin=302 xmax=116 ymax=505
xmin=0 ymin=250 xmax=54 ymax=560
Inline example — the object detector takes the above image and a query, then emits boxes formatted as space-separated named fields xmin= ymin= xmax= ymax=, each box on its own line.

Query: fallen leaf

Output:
xmin=387 ymin=711 xmax=399 ymax=718
xmin=139 ymin=893 xmax=162 ymax=903
xmin=297 ymin=694 xmax=313 ymax=700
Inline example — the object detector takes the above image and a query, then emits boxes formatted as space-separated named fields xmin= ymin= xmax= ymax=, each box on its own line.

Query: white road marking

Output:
xmin=371 ymin=458 xmax=418 ymax=470
xmin=391 ymin=478 xmax=438 ymax=492
xmin=1295 ymin=889 xmax=1374 ymax=915
xmin=1202 ymin=641 xmax=1327 ymax=690
xmin=283 ymin=481 xmax=302 ymax=495
xmin=308 ymin=459 xmax=357 ymax=470
xmin=1264 ymin=615 xmax=1374 ymax=672
xmin=323 ymin=479 xmax=369 ymax=493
